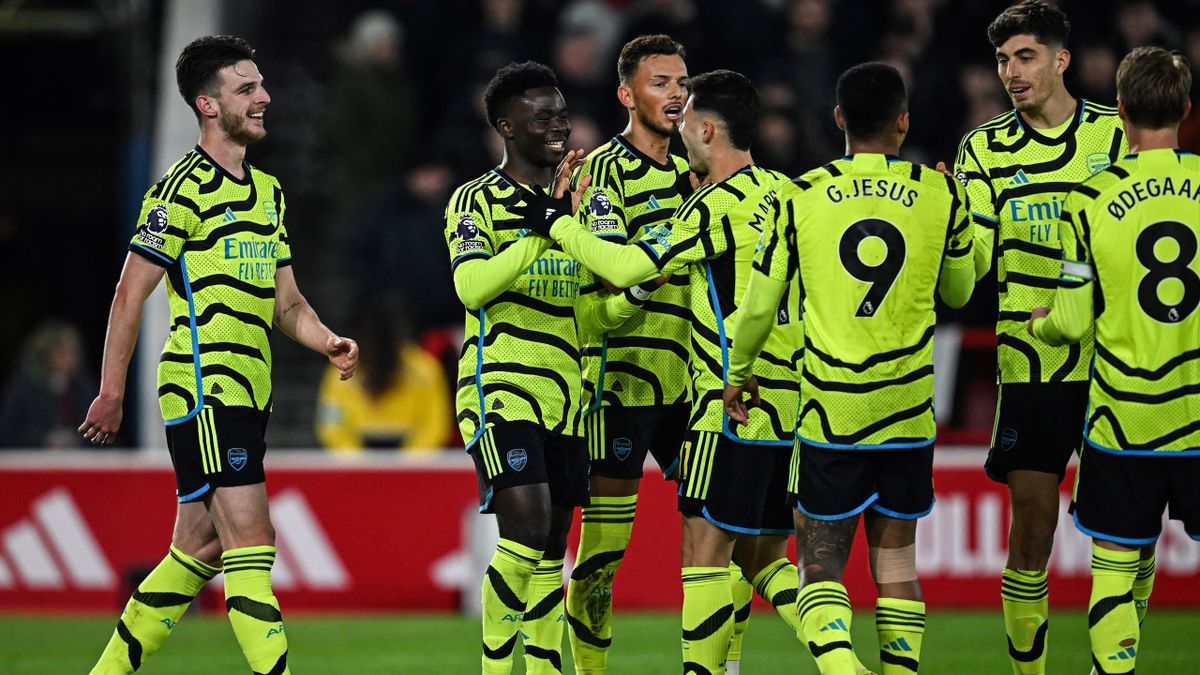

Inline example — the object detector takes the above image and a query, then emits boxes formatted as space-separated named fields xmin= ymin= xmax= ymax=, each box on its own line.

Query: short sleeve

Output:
xmin=574 ymin=155 xmax=628 ymax=242
xmin=633 ymin=188 xmax=717 ymax=275
xmin=128 ymin=186 xmax=199 ymax=268
xmin=445 ymin=188 xmax=495 ymax=272
xmin=1057 ymin=189 xmax=1094 ymax=285
xmin=943 ymin=175 xmax=974 ymax=270
xmin=954 ymin=135 xmax=998 ymax=229
xmin=753 ymin=187 xmax=798 ymax=283
xmin=275 ymin=188 xmax=292 ymax=267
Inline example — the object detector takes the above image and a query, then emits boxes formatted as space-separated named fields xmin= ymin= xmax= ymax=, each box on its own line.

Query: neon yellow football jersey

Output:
xmin=758 ymin=154 xmax=973 ymax=448
xmin=129 ymin=147 xmax=291 ymax=423
xmin=572 ymin=136 xmax=694 ymax=410
xmin=1058 ymin=149 xmax=1200 ymax=454
xmin=445 ymin=170 xmax=585 ymax=445
xmin=956 ymin=99 xmax=1127 ymax=383
xmin=635 ymin=165 xmax=798 ymax=444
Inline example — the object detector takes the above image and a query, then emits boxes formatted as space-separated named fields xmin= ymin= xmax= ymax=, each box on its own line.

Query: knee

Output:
xmin=542 ymin=519 xmax=573 ymax=560
xmin=173 ymin=532 xmax=223 ymax=566
xmin=498 ymin=518 xmax=551 ymax=552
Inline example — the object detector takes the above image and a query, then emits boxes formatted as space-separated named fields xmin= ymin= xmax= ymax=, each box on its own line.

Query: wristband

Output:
xmin=626 ymin=283 xmax=655 ymax=303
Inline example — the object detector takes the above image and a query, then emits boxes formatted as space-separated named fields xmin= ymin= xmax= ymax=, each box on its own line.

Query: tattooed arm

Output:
xmin=274 ymin=266 xmax=358 ymax=380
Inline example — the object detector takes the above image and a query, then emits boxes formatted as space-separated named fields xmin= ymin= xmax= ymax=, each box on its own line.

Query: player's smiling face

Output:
xmin=995 ymin=34 xmax=1066 ymax=113
xmin=508 ymin=86 xmax=571 ymax=168
xmin=211 ymin=59 xmax=270 ymax=146
xmin=626 ymin=54 xmax=689 ymax=137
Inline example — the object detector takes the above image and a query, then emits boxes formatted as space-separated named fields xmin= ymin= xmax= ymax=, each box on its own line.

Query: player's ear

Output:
xmin=617 ymin=82 xmax=635 ymax=110
xmin=833 ymin=105 xmax=846 ymax=132
xmin=896 ymin=110 xmax=910 ymax=138
xmin=195 ymin=94 xmax=219 ymax=119
xmin=1116 ymin=98 xmax=1127 ymax=121
xmin=496 ymin=118 xmax=515 ymax=140
xmin=1056 ymin=48 xmax=1070 ymax=75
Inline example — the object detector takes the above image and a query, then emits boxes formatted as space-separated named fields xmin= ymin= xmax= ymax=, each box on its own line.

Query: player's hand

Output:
xmin=1026 ymin=306 xmax=1050 ymax=336
xmin=722 ymin=377 xmax=760 ymax=427
xmin=505 ymin=189 xmax=573 ymax=237
xmin=934 ymin=161 xmax=951 ymax=176
xmin=326 ymin=334 xmax=359 ymax=380
xmin=78 ymin=395 xmax=123 ymax=446
xmin=551 ymin=148 xmax=588 ymax=202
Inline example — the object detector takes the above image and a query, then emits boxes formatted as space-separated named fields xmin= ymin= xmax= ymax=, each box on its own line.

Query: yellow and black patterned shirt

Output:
xmin=1056 ymin=149 xmax=1200 ymax=454
xmin=129 ymin=146 xmax=291 ymax=423
xmin=445 ymin=170 xmax=585 ymax=445
xmin=955 ymin=99 xmax=1127 ymax=383
xmin=758 ymin=155 xmax=973 ymax=448
xmin=572 ymin=136 xmax=694 ymax=410
xmin=636 ymin=166 xmax=797 ymax=444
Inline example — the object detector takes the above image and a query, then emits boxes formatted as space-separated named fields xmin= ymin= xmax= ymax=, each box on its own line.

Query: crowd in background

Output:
xmin=3 ymin=0 xmax=1197 ymax=450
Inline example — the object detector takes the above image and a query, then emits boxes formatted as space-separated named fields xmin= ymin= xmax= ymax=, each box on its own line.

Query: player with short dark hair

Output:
xmin=446 ymin=60 xmax=644 ymax=674
xmin=563 ymin=33 xmax=701 ymax=673
xmin=518 ymin=68 xmax=829 ymax=675
xmin=1029 ymin=46 xmax=1197 ymax=675
xmin=953 ymin=3 xmax=1128 ymax=670
xmin=80 ymin=35 xmax=359 ymax=675
xmin=725 ymin=61 xmax=975 ymax=675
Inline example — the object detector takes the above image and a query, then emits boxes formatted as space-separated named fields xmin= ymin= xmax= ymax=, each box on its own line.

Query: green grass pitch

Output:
xmin=3 ymin=610 xmax=1195 ymax=673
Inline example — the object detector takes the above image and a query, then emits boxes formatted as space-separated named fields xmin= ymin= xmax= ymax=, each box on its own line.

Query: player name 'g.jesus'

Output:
xmin=826 ymin=177 xmax=919 ymax=207
xmin=1106 ymin=176 xmax=1200 ymax=221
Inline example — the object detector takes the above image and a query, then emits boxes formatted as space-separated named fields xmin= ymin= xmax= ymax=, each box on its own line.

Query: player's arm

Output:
xmin=724 ymin=194 xmax=797 ymax=424
xmin=575 ymin=281 xmax=650 ymax=336
xmin=274 ymin=266 xmax=359 ymax=380
xmin=547 ymin=214 xmax=661 ymax=287
xmin=78 ymin=253 xmax=166 ymax=445
xmin=938 ymin=177 xmax=977 ymax=309
xmin=1029 ymin=193 xmax=1094 ymax=344
xmin=1030 ymin=283 xmax=1092 ymax=345
xmin=953 ymin=137 xmax=999 ymax=281
xmin=448 ymin=184 xmax=556 ymax=310
xmin=728 ymin=271 xmax=788 ymax=387
xmin=517 ymin=150 xmax=671 ymax=287
xmin=568 ymin=153 xmax=658 ymax=333
xmin=452 ymin=237 xmax=552 ymax=309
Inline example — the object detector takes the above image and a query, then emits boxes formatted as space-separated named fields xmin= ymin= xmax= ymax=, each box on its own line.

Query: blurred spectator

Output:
xmin=560 ymin=0 xmax=625 ymax=63
xmin=567 ymin=112 xmax=604 ymax=156
xmin=1180 ymin=24 xmax=1200 ymax=152
xmin=327 ymin=10 xmax=419 ymax=206
xmin=958 ymin=63 xmax=1010 ymax=138
xmin=1116 ymin=1 xmax=1180 ymax=52
xmin=755 ymin=83 xmax=807 ymax=175
xmin=1076 ymin=43 xmax=1121 ymax=102
xmin=621 ymin=0 xmax=712 ymax=70
xmin=348 ymin=163 xmax=460 ymax=335
xmin=553 ymin=25 xmax=622 ymax=132
xmin=316 ymin=296 xmax=453 ymax=453
xmin=0 ymin=321 xmax=97 ymax=449
xmin=760 ymin=0 xmax=841 ymax=168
